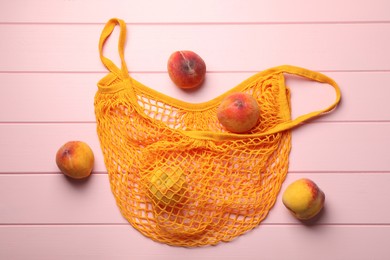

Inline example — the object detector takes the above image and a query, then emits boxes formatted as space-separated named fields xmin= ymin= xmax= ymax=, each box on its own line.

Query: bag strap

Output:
xmin=263 ymin=65 xmax=341 ymax=134
xmin=99 ymin=18 xmax=129 ymax=79
xmin=185 ymin=65 xmax=341 ymax=141
xmin=98 ymin=18 xmax=341 ymax=141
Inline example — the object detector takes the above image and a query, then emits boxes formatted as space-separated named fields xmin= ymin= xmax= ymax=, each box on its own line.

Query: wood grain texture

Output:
xmin=1 ymin=72 xmax=389 ymax=122
xmin=1 ymin=0 xmax=389 ymax=259
xmin=1 ymin=0 xmax=389 ymax=23
xmin=1 ymin=225 xmax=389 ymax=260
xmin=1 ymin=23 xmax=390 ymax=72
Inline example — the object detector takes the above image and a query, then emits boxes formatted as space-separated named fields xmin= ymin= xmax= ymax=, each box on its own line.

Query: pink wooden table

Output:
xmin=1 ymin=1 xmax=390 ymax=259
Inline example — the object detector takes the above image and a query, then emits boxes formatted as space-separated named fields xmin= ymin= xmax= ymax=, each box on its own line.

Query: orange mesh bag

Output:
xmin=95 ymin=18 xmax=341 ymax=247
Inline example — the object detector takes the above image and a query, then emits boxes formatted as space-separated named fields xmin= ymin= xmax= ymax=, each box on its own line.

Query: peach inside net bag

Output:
xmin=95 ymin=18 xmax=341 ymax=247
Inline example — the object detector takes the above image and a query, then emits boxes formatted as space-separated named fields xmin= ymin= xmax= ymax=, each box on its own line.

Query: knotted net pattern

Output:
xmin=95 ymin=71 xmax=292 ymax=247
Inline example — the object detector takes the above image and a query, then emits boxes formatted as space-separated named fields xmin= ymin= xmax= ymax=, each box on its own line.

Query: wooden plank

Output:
xmin=0 ymin=123 xmax=105 ymax=173
xmin=1 ymin=173 xmax=389 ymax=225
xmin=0 ymin=71 xmax=389 ymax=122
xmin=0 ymin=123 xmax=389 ymax=173
xmin=1 ymin=23 xmax=390 ymax=72
xmin=1 ymin=224 xmax=389 ymax=260
xmin=1 ymin=0 xmax=389 ymax=23
xmin=0 ymin=73 xmax=98 ymax=123
xmin=289 ymin=122 xmax=390 ymax=172
xmin=0 ymin=174 xmax=124 ymax=224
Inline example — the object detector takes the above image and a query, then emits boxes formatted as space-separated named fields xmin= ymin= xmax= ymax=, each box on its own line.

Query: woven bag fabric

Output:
xmin=95 ymin=18 xmax=341 ymax=247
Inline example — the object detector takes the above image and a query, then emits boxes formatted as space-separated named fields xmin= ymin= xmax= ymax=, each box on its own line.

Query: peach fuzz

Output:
xmin=55 ymin=141 xmax=95 ymax=180
xmin=167 ymin=50 xmax=206 ymax=89
xmin=282 ymin=178 xmax=325 ymax=221
xmin=217 ymin=92 xmax=260 ymax=133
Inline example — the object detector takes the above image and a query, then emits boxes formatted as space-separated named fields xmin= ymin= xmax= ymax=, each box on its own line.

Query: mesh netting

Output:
xmin=95 ymin=71 xmax=292 ymax=246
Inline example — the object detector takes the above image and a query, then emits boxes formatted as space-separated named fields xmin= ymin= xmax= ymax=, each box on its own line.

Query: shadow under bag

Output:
xmin=95 ymin=18 xmax=341 ymax=247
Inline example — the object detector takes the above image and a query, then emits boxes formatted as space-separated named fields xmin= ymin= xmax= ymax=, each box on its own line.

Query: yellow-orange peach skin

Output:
xmin=282 ymin=178 xmax=325 ymax=220
xmin=55 ymin=141 xmax=94 ymax=180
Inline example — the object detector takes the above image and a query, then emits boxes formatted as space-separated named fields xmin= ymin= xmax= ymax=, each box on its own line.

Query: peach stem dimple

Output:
xmin=179 ymin=51 xmax=195 ymax=75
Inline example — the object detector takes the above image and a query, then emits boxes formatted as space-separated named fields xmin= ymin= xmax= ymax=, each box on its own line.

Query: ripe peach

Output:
xmin=148 ymin=167 xmax=188 ymax=206
xmin=55 ymin=141 xmax=94 ymax=180
xmin=282 ymin=178 xmax=325 ymax=221
xmin=167 ymin=50 xmax=206 ymax=89
xmin=217 ymin=92 xmax=260 ymax=133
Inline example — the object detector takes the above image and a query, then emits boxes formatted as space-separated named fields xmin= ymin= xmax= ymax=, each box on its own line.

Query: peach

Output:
xmin=217 ymin=92 xmax=260 ymax=133
xmin=55 ymin=141 xmax=94 ymax=180
xmin=167 ymin=50 xmax=206 ymax=89
xmin=148 ymin=167 xmax=188 ymax=206
xmin=282 ymin=178 xmax=325 ymax=221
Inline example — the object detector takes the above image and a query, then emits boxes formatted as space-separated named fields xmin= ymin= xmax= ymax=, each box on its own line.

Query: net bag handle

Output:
xmin=185 ymin=66 xmax=341 ymax=141
xmin=99 ymin=18 xmax=129 ymax=80
xmin=276 ymin=65 xmax=341 ymax=130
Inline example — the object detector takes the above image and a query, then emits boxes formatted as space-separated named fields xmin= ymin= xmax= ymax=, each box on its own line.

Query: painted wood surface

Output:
xmin=1 ymin=23 xmax=390 ymax=72
xmin=1 ymin=1 xmax=389 ymax=259
xmin=1 ymin=0 xmax=389 ymax=23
